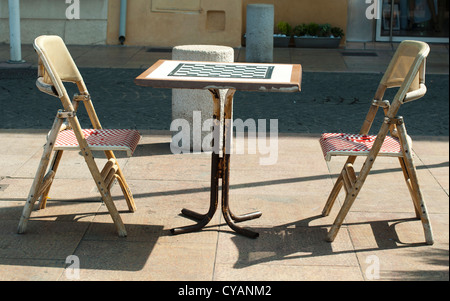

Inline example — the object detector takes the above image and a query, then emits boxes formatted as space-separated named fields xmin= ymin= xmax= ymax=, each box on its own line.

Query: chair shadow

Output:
xmin=227 ymin=215 xmax=428 ymax=269
xmin=0 ymin=207 xmax=164 ymax=272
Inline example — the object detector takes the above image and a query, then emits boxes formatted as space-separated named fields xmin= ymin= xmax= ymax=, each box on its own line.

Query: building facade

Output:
xmin=348 ymin=0 xmax=449 ymax=43
xmin=0 ymin=0 xmax=448 ymax=46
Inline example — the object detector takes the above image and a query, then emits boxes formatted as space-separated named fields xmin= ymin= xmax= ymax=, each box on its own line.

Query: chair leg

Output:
xmin=39 ymin=150 xmax=64 ymax=209
xmin=322 ymin=174 xmax=343 ymax=216
xmin=326 ymin=157 xmax=372 ymax=242
xmin=402 ymin=158 xmax=434 ymax=245
xmin=83 ymin=150 xmax=127 ymax=237
xmin=327 ymin=156 xmax=434 ymax=245
xmin=115 ymin=173 xmax=136 ymax=212
xmin=104 ymin=150 xmax=136 ymax=212
xmin=322 ymin=157 xmax=357 ymax=216
xmin=396 ymin=120 xmax=434 ymax=245
xmin=114 ymin=166 xmax=136 ymax=212
xmin=398 ymin=157 xmax=421 ymax=219
xmin=326 ymin=187 xmax=360 ymax=242
xmin=18 ymin=154 xmax=52 ymax=234
xmin=18 ymin=117 xmax=63 ymax=234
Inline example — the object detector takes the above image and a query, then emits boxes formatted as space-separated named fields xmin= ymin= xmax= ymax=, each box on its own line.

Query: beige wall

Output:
xmin=107 ymin=0 xmax=242 ymax=47
xmin=0 ymin=0 xmax=108 ymax=45
xmin=242 ymin=0 xmax=348 ymax=41
xmin=107 ymin=0 xmax=348 ymax=47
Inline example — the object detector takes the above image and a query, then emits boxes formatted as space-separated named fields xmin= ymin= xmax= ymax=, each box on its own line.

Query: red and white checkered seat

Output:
xmin=319 ymin=133 xmax=407 ymax=161
xmin=54 ymin=129 xmax=141 ymax=157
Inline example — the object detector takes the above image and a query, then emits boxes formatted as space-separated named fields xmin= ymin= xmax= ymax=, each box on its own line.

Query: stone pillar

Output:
xmin=171 ymin=45 xmax=234 ymax=153
xmin=245 ymin=4 xmax=274 ymax=63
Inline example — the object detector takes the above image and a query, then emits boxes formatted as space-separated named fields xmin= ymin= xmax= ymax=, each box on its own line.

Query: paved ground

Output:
xmin=0 ymin=42 xmax=448 ymax=283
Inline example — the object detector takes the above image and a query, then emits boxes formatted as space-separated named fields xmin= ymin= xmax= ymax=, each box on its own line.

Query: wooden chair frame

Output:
xmin=321 ymin=40 xmax=434 ymax=245
xmin=17 ymin=35 xmax=139 ymax=237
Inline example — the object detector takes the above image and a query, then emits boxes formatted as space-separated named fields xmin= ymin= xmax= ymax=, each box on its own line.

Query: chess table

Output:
xmin=135 ymin=59 xmax=302 ymax=238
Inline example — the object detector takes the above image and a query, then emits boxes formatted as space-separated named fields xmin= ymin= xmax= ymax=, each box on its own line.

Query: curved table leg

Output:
xmin=220 ymin=90 xmax=261 ymax=238
xmin=229 ymin=210 xmax=262 ymax=223
xmin=171 ymin=153 xmax=220 ymax=235
xmin=171 ymin=88 xmax=261 ymax=238
xmin=221 ymin=153 xmax=260 ymax=238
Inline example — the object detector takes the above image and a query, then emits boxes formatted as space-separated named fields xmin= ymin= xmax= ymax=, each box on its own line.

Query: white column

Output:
xmin=246 ymin=4 xmax=274 ymax=63
xmin=8 ymin=0 xmax=24 ymax=63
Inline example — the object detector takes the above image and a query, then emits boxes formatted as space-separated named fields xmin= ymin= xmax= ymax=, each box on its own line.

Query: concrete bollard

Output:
xmin=171 ymin=45 xmax=234 ymax=152
xmin=245 ymin=4 xmax=274 ymax=63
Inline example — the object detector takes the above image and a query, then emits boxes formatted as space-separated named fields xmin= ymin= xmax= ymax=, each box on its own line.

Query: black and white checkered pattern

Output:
xmin=168 ymin=63 xmax=274 ymax=79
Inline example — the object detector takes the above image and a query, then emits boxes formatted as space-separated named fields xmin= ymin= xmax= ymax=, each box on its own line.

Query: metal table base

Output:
xmin=170 ymin=88 xmax=262 ymax=238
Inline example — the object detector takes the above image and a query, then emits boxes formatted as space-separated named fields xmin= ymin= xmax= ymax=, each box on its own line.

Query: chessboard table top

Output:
xmin=135 ymin=60 xmax=302 ymax=92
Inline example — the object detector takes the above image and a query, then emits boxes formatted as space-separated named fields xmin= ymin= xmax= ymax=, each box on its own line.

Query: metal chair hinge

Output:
xmin=372 ymin=99 xmax=390 ymax=108
xmin=73 ymin=93 xmax=90 ymax=102
xmin=384 ymin=116 xmax=404 ymax=125
xmin=57 ymin=110 xmax=76 ymax=119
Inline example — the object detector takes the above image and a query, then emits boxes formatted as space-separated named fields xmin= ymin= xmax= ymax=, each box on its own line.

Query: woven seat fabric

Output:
xmin=319 ymin=133 xmax=403 ymax=161
xmin=55 ymin=129 xmax=141 ymax=156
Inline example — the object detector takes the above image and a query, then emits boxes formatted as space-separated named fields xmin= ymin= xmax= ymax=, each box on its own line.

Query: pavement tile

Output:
xmin=0 ymin=258 xmax=65 ymax=281
xmin=71 ymin=240 xmax=216 ymax=281
xmin=0 ymin=130 xmax=47 ymax=177
xmin=291 ymin=52 xmax=348 ymax=72
xmin=214 ymin=225 xmax=360 ymax=275
xmin=354 ymin=244 xmax=449 ymax=281
xmin=11 ymin=148 xmax=130 ymax=179
xmin=121 ymin=48 xmax=172 ymax=69
xmin=344 ymin=211 xmax=449 ymax=245
xmin=213 ymin=263 xmax=364 ymax=281
xmin=73 ymin=45 xmax=143 ymax=68
xmin=0 ymin=177 xmax=102 ymax=202
xmin=0 ymin=220 xmax=87 ymax=260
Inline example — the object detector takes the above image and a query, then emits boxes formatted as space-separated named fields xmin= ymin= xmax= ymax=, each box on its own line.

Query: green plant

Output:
xmin=294 ymin=23 xmax=344 ymax=39
xmin=331 ymin=26 xmax=344 ymax=38
xmin=276 ymin=21 xmax=292 ymax=36
xmin=293 ymin=23 xmax=308 ymax=37
xmin=305 ymin=22 xmax=320 ymax=36
xmin=318 ymin=23 xmax=332 ymax=37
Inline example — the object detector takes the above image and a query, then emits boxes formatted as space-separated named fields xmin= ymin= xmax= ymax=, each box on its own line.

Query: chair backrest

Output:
xmin=33 ymin=35 xmax=84 ymax=103
xmin=33 ymin=35 xmax=103 ymax=131
xmin=380 ymin=40 xmax=429 ymax=106
xmin=359 ymin=41 xmax=429 ymax=136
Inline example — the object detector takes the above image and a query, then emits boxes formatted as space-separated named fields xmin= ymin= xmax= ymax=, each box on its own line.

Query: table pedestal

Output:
xmin=170 ymin=88 xmax=262 ymax=238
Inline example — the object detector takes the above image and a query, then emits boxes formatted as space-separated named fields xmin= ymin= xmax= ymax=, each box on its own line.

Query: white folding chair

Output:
xmin=17 ymin=35 xmax=141 ymax=237
xmin=319 ymin=40 xmax=434 ymax=245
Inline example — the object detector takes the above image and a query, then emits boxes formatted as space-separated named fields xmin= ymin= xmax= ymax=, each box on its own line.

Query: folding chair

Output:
xmin=17 ymin=35 xmax=141 ymax=237
xmin=319 ymin=40 xmax=434 ymax=245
